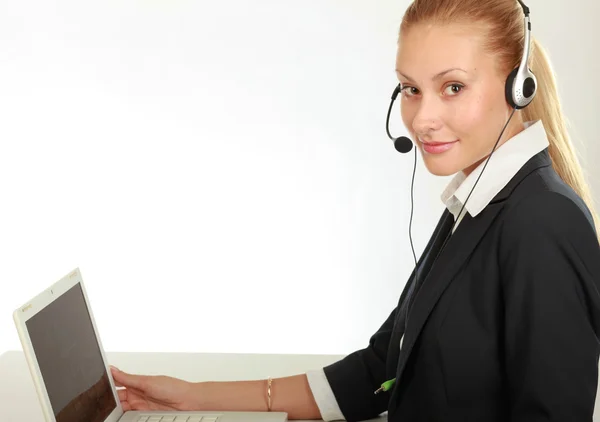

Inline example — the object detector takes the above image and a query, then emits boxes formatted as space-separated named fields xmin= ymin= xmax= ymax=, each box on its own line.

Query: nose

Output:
xmin=411 ymin=98 xmax=443 ymax=139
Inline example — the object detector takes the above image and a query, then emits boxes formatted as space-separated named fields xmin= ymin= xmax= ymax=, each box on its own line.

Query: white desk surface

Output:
xmin=0 ymin=350 xmax=385 ymax=422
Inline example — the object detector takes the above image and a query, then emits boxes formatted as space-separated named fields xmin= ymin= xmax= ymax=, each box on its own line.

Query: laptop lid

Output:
xmin=13 ymin=268 xmax=125 ymax=422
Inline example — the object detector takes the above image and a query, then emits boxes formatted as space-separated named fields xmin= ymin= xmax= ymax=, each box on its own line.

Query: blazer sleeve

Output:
xmin=321 ymin=306 xmax=399 ymax=422
xmin=499 ymin=191 xmax=600 ymax=421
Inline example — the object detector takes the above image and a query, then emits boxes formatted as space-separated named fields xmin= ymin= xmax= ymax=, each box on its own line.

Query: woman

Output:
xmin=111 ymin=0 xmax=600 ymax=420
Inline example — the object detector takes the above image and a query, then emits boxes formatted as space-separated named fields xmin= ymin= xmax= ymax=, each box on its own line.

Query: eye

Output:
xmin=400 ymin=85 xmax=420 ymax=97
xmin=444 ymin=83 xmax=464 ymax=96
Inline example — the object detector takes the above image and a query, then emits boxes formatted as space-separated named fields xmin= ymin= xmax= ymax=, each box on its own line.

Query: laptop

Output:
xmin=13 ymin=268 xmax=288 ymax=422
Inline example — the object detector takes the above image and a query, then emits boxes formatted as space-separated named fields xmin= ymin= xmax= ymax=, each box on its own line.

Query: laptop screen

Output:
xmin=25 ymin=282 xmax=117 ymax=422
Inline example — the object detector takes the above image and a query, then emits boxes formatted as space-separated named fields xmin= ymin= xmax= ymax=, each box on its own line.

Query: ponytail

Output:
xmin=521 ymin=38 xmax=600 ymax=238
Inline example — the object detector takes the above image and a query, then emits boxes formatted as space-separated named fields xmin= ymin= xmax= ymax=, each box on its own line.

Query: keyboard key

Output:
xmin=137 ymin=418 xmax=150 ymax=422
xmin=203 ymin=418 xmax=218 ymax=422
xmin=161 ymin=417 xmax=176 ymax=422
xmin=187 ymin=417 xmax=203 ymax=422
xmin=174 ymin=417 xmax=189 ymax=422
xmin=148 ymin=417 xmax=162 ymax=422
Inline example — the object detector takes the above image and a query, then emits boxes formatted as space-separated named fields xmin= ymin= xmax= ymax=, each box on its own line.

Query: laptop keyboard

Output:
xmin=135 ymin=416 xmax=220 ymax=422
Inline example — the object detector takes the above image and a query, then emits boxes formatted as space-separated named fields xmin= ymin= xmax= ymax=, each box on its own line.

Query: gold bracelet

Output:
xmin=267 ymin=377 xmax=273 ymax=411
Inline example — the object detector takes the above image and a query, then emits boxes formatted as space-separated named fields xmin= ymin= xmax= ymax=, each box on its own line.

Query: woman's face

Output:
xmin=396 ymin=23 xmax=523 ymax=176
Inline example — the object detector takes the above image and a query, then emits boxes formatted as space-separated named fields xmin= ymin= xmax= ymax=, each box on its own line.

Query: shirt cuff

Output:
xmin=306 ymin=369 xmax=346 ymax=421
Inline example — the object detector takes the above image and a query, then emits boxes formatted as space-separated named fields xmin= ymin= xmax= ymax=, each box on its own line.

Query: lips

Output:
xmin=418 ymin=138 xmax=459 ymax=154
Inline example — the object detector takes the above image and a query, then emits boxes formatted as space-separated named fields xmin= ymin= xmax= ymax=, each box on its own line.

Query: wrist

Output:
xmin=187 ymin=380 xmax=269 ymax=412
xmin=184 ymin=381 xmax=210 ymax=410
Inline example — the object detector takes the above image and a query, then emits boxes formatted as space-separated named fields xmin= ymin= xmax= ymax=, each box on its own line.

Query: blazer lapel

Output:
xmin=394 ymin=203 xmax=504 ymax=381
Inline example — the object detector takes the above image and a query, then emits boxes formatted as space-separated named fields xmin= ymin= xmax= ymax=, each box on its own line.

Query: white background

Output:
xmin=1 ymin=0 xmax=599 ymax=356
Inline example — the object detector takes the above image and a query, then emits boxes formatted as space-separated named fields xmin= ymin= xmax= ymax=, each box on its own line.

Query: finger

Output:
xmin=118 ymin=386 xmax=179 ymax=412
xmin=113 ymin=373 xmax=145 ymax=396
xmin=117 ymin=389 xmax=133 ymax=411
xmin=110 ymin=366 xmax=122 ymax=383
xmin=117 ymin=388 xmax=150 ymax=411
xmin=112 ymin=375 xmax=123 ymax=388
xmin=122 ymin=402 xmax=133 ymax=412
xmin=111 ymin=368 xmax=127 ymax=388
xmin=111 ymin=366 xmax=149 ymax=391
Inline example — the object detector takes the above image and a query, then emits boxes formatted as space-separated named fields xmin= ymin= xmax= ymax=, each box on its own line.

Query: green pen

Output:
xmin=374 ymin=378 xmax=396 ymax=394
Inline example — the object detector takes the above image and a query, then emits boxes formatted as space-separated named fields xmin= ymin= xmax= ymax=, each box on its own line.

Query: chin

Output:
xmin=420 ymin=153 xmax=462 ymax=177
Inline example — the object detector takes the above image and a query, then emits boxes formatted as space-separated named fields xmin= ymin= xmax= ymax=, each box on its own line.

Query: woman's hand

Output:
xmin=110 ymin=366 xmax=200 ymax=411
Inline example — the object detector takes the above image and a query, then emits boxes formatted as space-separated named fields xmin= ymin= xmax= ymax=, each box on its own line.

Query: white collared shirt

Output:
xmin=306 ymin=119 xmax=551 ymax=422
xmin=442 ymin=120 xmax=550 ymax=230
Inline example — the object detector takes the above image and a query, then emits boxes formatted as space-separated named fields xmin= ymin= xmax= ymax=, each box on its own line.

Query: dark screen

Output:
xmin=26 ymin=283 xmax=116 ymax=422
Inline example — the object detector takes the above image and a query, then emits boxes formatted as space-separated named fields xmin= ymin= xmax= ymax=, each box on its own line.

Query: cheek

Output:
xmin=450 ymin=94 xmax=495 ymax=141
xmin=400 ymin=105 xmax=414 ymax=132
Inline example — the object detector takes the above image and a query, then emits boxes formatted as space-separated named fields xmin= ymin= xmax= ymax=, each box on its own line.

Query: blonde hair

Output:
xmin=400 ymin=0 xmax=599 ymax=236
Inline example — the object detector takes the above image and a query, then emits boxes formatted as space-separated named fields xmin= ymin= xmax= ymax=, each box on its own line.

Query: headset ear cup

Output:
xmin=522 ymin=70 xmax=537 ymax=99
xmin=505 ymin=67 xmax=537 ymax=110
xmin=505 ymin=67 xmax=519 ymax=108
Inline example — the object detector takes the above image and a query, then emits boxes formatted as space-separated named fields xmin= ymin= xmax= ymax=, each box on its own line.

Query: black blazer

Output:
xmin=323 ymin=149 xmax=600 ymax=422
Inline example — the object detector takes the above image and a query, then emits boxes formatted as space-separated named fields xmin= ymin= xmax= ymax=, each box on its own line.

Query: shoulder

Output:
xmin=499 ymin=189 xmax=597 ymax=251
xmin=499 ymin=163 xmax=596 ymax=236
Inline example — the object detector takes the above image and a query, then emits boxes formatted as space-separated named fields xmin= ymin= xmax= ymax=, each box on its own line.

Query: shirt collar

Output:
xmin=441 ymin=120 xmax=550 ymax=221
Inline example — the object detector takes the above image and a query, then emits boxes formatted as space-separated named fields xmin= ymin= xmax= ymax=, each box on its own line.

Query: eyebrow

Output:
xmin=395 ymin=67 xmax=468 ymax=81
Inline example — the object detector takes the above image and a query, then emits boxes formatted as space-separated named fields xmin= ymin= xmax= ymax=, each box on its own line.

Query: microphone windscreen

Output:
xmin=394 ymin=136 xmax=413 ymax=154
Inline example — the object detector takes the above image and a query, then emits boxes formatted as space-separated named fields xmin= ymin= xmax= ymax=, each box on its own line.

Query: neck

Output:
xmin=462 ymin=112 xmax=525 ymax=177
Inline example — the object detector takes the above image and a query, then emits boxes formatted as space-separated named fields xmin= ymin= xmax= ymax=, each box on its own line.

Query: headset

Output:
xmin=507 ymin=0 xmax=538 ymax=109
xmin=384 ymin=0 xmax=537 ymax=329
